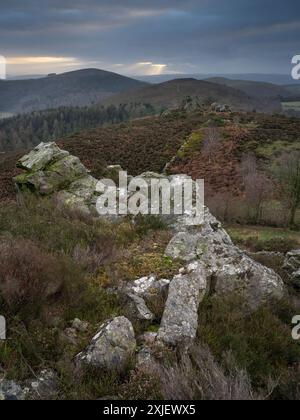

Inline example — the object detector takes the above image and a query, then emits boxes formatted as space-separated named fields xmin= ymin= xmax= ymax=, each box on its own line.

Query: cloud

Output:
xmin=1 ymin=0 xmax=299 ymax=75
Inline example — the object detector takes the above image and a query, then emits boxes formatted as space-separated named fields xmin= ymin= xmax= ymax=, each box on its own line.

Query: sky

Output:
xmin=0 ymin=0 xmax=299 ymax=77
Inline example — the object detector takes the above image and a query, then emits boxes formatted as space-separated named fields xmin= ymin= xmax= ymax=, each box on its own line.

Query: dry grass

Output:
xmin=159 ymin=344 xmax=257 ymax=400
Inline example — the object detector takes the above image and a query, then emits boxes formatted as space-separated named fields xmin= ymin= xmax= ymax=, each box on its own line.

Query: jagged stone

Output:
xmin=283 ymin=249 xmax=300 ymax=288
xmin=165 ymin=207 xmax=285 ymax=311
xmin=76 ymin=317 xmax=136 ymax=371
xmin=124 ymin=275 xmax=170 ymax=321
xmin=14 ymin=142 xmax=98 ymax=216
xmin=17 ymin=142 xmax=69 ymax=172
xmin=125 ymin=293 xmax=155 ymax=322
xmin=158 ymin=261 xmax=208 ymax=346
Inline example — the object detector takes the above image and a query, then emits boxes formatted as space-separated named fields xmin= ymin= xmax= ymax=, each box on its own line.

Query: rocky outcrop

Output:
xmin=14 ymin=143 xmax=286 ymax=350
xmin=14 ymin=142 xmax=99 ymax=216
xmin=76 ymin=317 xmax=136 ymax=371
xmin=283 ymin=250 xmax=300 ymax=288
xmin=165 ymin=207 xmax=285 ymax=312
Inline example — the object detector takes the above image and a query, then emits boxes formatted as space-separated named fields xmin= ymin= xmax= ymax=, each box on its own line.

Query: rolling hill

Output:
xmin=206 ymin=77 xmax=289 ymax=101
xmin=0 ymin=68 xmax=147 ymax=115
xmin=136 ymin=73 xmax=298 ymax=85
xmin=103 ymin=78 xmax=281 ymax=113
xmin=282 ymin=84 xmax=300 ymax=101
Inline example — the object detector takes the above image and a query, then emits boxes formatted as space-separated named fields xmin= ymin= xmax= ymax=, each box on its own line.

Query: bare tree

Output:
xmin=239 ymin=154 xmax=272 ymax=224
xmin=244 ymin=170 xmax=272 ymax=224
xmin=202 ymin=126 xmax=221 ymax=163
xmin=240 ymin=153 xmax=257 ymax=183
xmin=273 ymin=152 xmax=300 ymax=228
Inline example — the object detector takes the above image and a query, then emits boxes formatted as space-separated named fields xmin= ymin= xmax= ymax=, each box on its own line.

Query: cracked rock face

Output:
xmin=76 ymin=317 xmax=136 ymax=371
xmin=165 ymin=208 xmax=285 ymax=312
xmin=158 ymin=261 xmax=208 ymax=346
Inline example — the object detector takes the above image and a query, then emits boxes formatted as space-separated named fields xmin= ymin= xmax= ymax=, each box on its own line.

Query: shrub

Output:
xmin=159 ymin=343 xmax=256 ymax=400
xmin=198 ymin=295 xmax=300 ymax=395
xmin=0 ymin=237 xmax=67 ymax=317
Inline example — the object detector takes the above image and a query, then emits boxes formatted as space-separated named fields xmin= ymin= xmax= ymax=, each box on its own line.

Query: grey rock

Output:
xmin=72 ymin=318 xmax=89 ymax=333
xmin=76 ymin=317 xmax=136 ymax=371
xmin=14 ymin=142 xmax=98 ymax=216
xmin=137 ymin=332 xmax=158 ymax=346
xmin=128 ymin=275 xmax=157 ymax=296
xmin=125 ymin=275 xmax=170 ymax=321
xmin=165 ymin=207 xmax=285 ymax=311
xmin=136 ymin=347 xmax=156 ymax=369
xmin=0 ymin=380 xmax=25 ymax=400
xmin=24 ymin=370 xmax=58 ymax=399
xmin=17 ymin=142 xmax=69 ymax=172
xmin=158 ymin=261 xmax=208 ymax=346
xmin=284 ymin=249 xmax=300 ymax=288
xmin=126 ymin=293 xmax=154 ymax=322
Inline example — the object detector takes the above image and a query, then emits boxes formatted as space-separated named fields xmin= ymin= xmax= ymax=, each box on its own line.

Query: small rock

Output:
xmin=72 ymin=318 xmax=89 ymax=333
xmin=126 ymin=293 xmax=154 ymax=322
xmin=0 ymin=380 xmax=25 ymax=400
xmin=25 ymin=370 xmax=58 ymax=400
xmin=76 ymin=317 xmax=136 ymax=372
xmin=130 ymin=275 xmax=157 ymax=296
xmin=137 ymin=332 xmax=158 ymax=346
xmin=60 ymin=327 xmax=78 ymax=345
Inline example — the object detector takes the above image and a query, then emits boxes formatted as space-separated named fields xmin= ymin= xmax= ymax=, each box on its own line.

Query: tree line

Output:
xmin=0 ymin=102 xmax=155 ymax=152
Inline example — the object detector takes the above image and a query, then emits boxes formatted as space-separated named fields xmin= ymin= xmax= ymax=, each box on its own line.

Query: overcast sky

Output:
xmin=0 ymin=0 xmax=299 ymax=76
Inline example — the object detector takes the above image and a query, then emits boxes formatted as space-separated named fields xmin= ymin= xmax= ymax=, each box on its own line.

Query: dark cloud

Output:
xmin=0 ymin=0 xmax=299 ymax=75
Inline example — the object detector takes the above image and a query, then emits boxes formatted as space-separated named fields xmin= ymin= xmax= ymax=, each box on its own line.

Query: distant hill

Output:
xmin=282 ymin=84 xmax=300 ymax=101
xmin=0 ymin=68 xmax=147 ymax=114
xmin=205 ymin=77 xmax=289 ymax=101
xmin=103 ymin=78 xmax=281 ymax=113
xmin=136 ymin=73 xmax=297 ymax=85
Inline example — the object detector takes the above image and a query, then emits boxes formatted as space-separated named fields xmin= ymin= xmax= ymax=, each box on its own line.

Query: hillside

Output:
xmin=103 ymin=78 xmax=281 ymax=113
xmin=206 ymin=77 xmax=289 ymax=101
xmin=0 ymin=68 xmax=147 ymax=115
xmin=283 ymin=84 xmax=300 ymax=101
xmin=1 ymin=109 xmax=300 ymax=205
